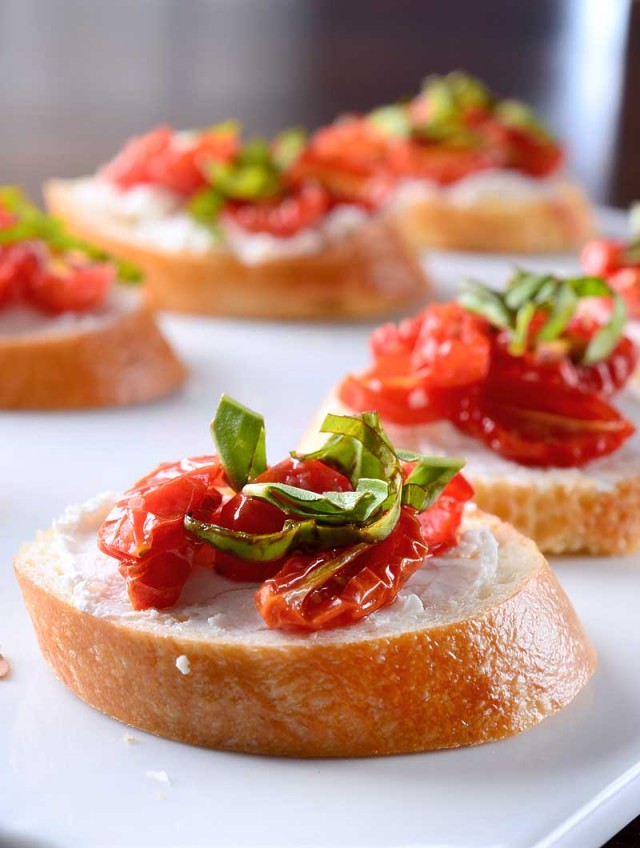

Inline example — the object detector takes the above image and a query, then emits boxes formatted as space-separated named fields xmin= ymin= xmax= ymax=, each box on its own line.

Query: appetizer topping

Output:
xmin=370 ymin=72 xmax=563 ymax=182
xmin=99 ymin=395 xmax=471 ymax=631
xmin=0 ymin=188 xmax=140 ymax=313
xmin=340 ymin=272 xmax=636 ymax=468
xmin=187 ymin=131 xmax=336 ymax=238
xmin=581 ymin=206 xmax=640 ymax=318
xmin=101 ymin=122 xmax=240 ymax=196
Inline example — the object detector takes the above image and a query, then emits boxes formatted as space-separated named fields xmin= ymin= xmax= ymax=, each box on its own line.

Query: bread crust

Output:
xmin=45 ymin=180 xmax=430 ymax=320
xmin=0 ymin=303 xmax=186 ymax=409
xmin=14 ymin=512 xmax=595 ymax=757
xmin=393 ymin=181 xmax=594 ymax=253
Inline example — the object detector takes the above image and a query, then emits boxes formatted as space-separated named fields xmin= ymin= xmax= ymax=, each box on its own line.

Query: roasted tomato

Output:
xmin=339 ymin=304 xmax=492 ymax=425
xmin=0 ymin=242 xmax=45 ymax=306
xmin=288 ymin=118 xmax=396 ymax=209
xmin=453 ymin=378 xmax=635 ymax=467
xmin=580 ymin=239 xmax=624 ymax=277
xmin=606 ymin=268 xmax=640 ymax=320
xmin=255 ymin=506 xmax=428 ymax=632
xmin=101 ymin=125 xmax=238 ymax=196
xmin=417 ymin=473 xmax=474 ymax=554
xmin=387 ymin=140 xmax=500 ymax=185
xmin=98 ymin=457 xmax=226 ymax=610
xmin=214 ymin=457 xmax=353 ymax=581
xmin=27 ymin=261 xmax=115 ymax=314
xmin=223 ymin=183 xmax=330 ymax=238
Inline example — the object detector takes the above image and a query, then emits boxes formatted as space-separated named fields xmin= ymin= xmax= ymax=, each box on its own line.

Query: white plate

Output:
xmin=1 ymin=209 xmax=639 ymax=848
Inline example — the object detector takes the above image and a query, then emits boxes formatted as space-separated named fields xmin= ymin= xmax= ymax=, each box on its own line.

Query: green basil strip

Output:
xmin=294 ymin=432 xmax=362 ymax=484
xmin=185 ymin=515 xmax=372 ymax=562
xmin=242 ymin=477 xmax=389 ymax=525
xmin=271 ymin=128 xmax=307 ymax=171
xmin=459 ymin=280 xmax=512 ymax=329
xmin=211 ymin=394 xmax=267 ymax=491
xmin=368 ymin=105 xmax=412 ymax=139
xmin=187 ymin=188 xmax=226 ymax=230
xmin=397 ymin=452 xmax=465 ymax=511
xmin=504 ymin=270 xmax=551 ymax=310
xmin=509 ymin=300 xmax=537 ymax=356
xmin=536 ymin=281 xmax=578 ymax=342
xmin=583 ymin=292 xmax=627 ymax=364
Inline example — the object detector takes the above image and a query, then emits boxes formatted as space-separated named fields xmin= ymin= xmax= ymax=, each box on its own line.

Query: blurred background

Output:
xmin=1 ymin=0 xmax=639 ymax=207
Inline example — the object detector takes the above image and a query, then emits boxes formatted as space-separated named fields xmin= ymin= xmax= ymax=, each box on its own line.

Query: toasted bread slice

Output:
xmin=305 ymin=391 xmax=640 ymax=555
xmin=392 ymin=180 xmax=594 ymax=253
xmin=0 ymin=289 xmax=185 ymax=409
xmin=15 ymin=494 xmax=595 ymax=757
xmin=45 ymin=179 xmax=430 ymax=321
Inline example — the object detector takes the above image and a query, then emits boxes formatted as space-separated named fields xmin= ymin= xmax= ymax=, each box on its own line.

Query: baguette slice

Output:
xmin=305 ymin=390 xmax=640 ymax=555
xmin=45 ymin=179 xmax=430 ymax=321
xmin=392 ymin=180 xmax=594 ymax=253
xmin=0 ymin=290 xmax=186 ymax=409
xmin=15 ymin=494 xmax=595 ymax=757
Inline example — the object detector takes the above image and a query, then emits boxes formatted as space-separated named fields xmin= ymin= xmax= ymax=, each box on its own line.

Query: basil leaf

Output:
xmin=495 ymin=99 xmax=553 ymax=142
xmin=242 ymin=477 xmax=389 ymax=525
xmin=271 ymin=128 xmax=307 ymax=171
xmin=399 ymin=454 xmax=465 ymax=511
xmin=459 ymin=279 xmax=511 ymax=329
xmin=583 ymin=292 xmax=627 ymax=364
xmin=536 ymin=281 xmax=577 ymax=342
xmin=211 ymin=394 xmax=267 ymax=491
xmin=368 ymin=105 xmax=411 ymax=138
xmin=509 ymin=301 xmax=536 ymax=356
xmin=505 ymin=270 xmax=552 ymax=310
xmin=187 ymin=187 xmax=225 ymax=229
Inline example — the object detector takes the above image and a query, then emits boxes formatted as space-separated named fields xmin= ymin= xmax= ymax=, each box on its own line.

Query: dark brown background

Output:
xmin=1 ymin=0 xmax=639 ymax=844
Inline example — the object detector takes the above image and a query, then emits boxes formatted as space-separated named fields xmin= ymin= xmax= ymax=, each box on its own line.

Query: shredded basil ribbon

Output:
xmin=459 ymin=270 xmax=627 ymax=365
xmin=188 ymin=128 xmax=307 ymax=230
xmin=0 ymin=186 xmax=141 ymax=282
xmin=185 ymin=397 xmax=465 ymax=563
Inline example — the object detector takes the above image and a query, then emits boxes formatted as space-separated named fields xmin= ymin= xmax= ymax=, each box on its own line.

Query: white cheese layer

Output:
xmin=68 ymin=178 xmax=369 ymax=264
xmin=0 ymin=285 xmax=139 ymax=339
xmin=390 ymin=169 xmax=568 ymax=210
xmin=47 ymin=493 xmax=499 ymax=646
xmin=329 ymin=382 xmax=640 ymax=493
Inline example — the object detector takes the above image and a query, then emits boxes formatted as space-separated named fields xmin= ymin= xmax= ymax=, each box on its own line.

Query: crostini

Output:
xmin=360 ymin=72 xmax=594 ymax=252
xmin=306 ymin=271 xmax=640 ymax=555
xmin=15 ymin=396 xmax=595 ymax=757
xmin=0 ymin=188 xmax=185 ymax=409
xmin=45 ymin=125 xmax=428 ymax=320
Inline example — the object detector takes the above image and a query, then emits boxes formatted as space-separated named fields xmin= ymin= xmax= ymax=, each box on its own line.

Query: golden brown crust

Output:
xmin=468 ymin=475 xmax=640 ymax=556
xmin=14 ymin=513 xmax=595 ymax=757
xmin=46 ymin=180 xmax=430 ymax=320
xmin=0 ymin=303 xmax=186 ymax=409
xmin=393 ymin=181 xmax=595 ymax=253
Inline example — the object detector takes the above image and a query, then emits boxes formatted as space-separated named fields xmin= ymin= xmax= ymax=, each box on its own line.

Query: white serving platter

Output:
xmin=1 ymin=209 xmax=638 ymax=848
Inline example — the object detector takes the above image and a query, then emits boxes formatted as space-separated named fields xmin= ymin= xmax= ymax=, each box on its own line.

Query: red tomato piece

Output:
xmin=607 ymin=267 xmax=640 ymax=320
xmin=101 ymin=126 xmax=238 ymax=196
xmin=214 ymin=457 xmax=353 ymax=581
xmin=0 ymin=241 xmax=45 ymax=306
xmin=255 ymin=506 xmax=428 ymax=632
xmin=417 ymin=473 xmax=474 ymax=555
xmin=453 ymin=379 xmax=635 ymax=467
xmin=580 ymin=239 xmax=624 ymax=277
xmin=119 ymin=551 xmax=193 ymax=611
xmin=224 ymin=183 xmax=330 ymax=238
xmin=387 ymin=139 xmax=500 ymax=185
xmin=26 ymin=261 xmax=114 ymax=314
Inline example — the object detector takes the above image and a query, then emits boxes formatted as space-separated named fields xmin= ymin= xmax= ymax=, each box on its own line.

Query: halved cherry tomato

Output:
xmin=580 ymin=239 xmax=624 ymax=277
xmin=27 ymin=262 xmax=115 ymax=314
xmin=607 ymin=268 xmax=640 ymax=320
xmin=418 ymin=473 xmax=474 ymax=555
xmin=255 ymin=506 xmax=428 ymax=632
xmin=453 ymin=379 xmax=635 ymax=467
xmin=288 ymin=118 xmax=396 ymax=209
xmin=223 ymin=183 xmax=330 ymax=238
xmin=339 ymin=304 xmax=492 ymax=425
xmin=214 ymin=457 xmax=353 ymax=581
xmin=98 ymin=457 xmax=226 ymax=610
xmin=0 ymin=242 xmax=45 ymax=306
xmin=101 ymin=126 xmax=238 ymax=196
xmin=387 ymin=140 xmax=500 ymax=185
